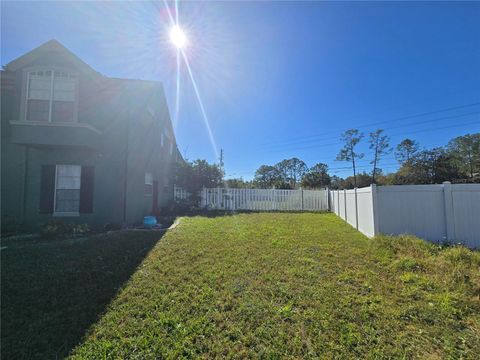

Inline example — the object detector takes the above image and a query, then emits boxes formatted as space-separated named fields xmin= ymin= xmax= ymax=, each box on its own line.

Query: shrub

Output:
xmin=103 ymin=223 xmax=122 ymax=232
xmin=1 ymin=216 xmax=20 ymax=235
xmin=40 ymin=220 xmax=89 ymax=239
xmin=160 ymin=198 xmax=198 ymax=216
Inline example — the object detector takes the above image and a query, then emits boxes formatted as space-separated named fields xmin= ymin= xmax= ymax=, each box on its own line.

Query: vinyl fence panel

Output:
xmin=355 ymin=187 xmax=375 ymax=237
xmin=330 ymin=187 xmax=375 ymax=237
xmin=450 ymin=184 xmax=480 ymax=248
xmin=376 ymin=185 xmax=447 ymax=242
xmin=329 ymin=183 xmax=480 ymax=248
xmin=345 ymin=189 xmax=357 ymax=229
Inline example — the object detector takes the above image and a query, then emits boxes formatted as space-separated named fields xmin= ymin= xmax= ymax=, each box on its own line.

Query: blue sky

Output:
xmin=2 ymin=1 xmax=479 ymax=179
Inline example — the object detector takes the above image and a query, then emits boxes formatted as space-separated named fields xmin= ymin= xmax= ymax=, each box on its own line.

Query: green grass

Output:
xmin=68 ymin=213 xmax=480 ymax=359
xmin=1 ymin=231 xmax=163 ymax=359
xmin=2 ymin=213 xmax=479 ymax=359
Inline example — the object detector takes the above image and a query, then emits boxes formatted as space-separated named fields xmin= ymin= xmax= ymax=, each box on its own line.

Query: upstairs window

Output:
xmin=26 ymin=70 xmax=77 ymax=122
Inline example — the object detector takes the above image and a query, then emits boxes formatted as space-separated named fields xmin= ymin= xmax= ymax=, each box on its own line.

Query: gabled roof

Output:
xmin=4 ymin=39 xmax=100 ymax=76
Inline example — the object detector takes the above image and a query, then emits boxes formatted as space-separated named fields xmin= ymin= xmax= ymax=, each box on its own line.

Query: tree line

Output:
xmin=175 ymin=132 xmax=479 ymax=192
xmin=231 ymin=132 xmax=480 ymax=189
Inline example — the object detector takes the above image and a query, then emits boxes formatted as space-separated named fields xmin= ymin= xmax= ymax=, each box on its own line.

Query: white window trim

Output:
xmin=53 ymin=164 xmax=81 ymax=217
xmin=22 ymin=66 xmax=79 ymax=123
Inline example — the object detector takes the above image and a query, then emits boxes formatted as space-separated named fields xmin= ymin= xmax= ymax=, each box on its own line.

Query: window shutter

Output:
xmin=39 ymin=165 xmax=56 ymax=213
xmin=79 ymin=166 xmax=94 ymax=213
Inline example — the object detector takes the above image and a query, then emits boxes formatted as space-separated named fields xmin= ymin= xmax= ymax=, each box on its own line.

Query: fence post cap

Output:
xmin=443 ymin=181 xmax=451 ymax=185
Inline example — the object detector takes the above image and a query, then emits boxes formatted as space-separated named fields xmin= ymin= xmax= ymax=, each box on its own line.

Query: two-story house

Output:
xmin=1 ymin=40 xmax=181 ymax=231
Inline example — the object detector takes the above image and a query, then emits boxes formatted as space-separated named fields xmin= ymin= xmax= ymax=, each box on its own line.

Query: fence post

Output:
xmin=344 ymin=189 xmax=347 ymax=221
xmin=371 ymin=184 xmax=379 ymax=236
xmin=326 ymin=187 xmax=330 ymax=211
xmin=301 ymin=189 xmax=304 ymax=211
xmin=337 ymin=190 xmax=340 ymax=216
xmin=443 ymin=181 xmax=455 ymax=243
xmin=354 ymin=187 xmax=359 ymax=230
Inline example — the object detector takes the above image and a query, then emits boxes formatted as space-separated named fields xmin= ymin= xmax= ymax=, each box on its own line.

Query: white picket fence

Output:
xmin=173 ymin=185 xmax=189 ymax=201
xmin=173 ymin=187 xmax=328 ymax=211
xmin=201 ymin=188 xmax=328 ymax=211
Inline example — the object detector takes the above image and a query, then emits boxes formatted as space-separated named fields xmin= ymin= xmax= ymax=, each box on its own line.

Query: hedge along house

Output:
xmin=1 ymin=40 xmax=182 ymax=231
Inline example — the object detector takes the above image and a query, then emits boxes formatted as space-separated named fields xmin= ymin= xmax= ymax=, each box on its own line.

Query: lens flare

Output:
xmin=163 ymin=0 xmax=219 ymax=159
xmin=169 ymin=25 xmax=187 ymax=48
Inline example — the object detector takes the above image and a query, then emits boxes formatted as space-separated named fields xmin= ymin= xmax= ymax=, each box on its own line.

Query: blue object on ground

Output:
xmin=143 ymin=216 xmax=157 ymax=228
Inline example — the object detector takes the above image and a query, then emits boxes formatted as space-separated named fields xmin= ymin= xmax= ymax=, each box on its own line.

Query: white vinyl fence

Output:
xmin=198 ymin=188 xmax=329 ymax=211
xmin=330 ymin=182 xmax=480 ymax=248
xmin=174 ymin=183 xmax=479 ymax=247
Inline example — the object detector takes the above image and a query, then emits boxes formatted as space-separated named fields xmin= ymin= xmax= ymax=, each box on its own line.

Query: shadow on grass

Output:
xmin=1 ymin=230 xmax=164 ymax=360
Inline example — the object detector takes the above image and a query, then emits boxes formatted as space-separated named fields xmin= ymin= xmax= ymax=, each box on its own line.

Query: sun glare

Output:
xmin=169 ymin=25 xmax=187 ymax=49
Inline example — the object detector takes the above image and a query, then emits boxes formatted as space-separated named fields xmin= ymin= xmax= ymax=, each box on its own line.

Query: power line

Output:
xmin=229 ymin=161 xmax=400 ymax=175
xmin=261 ymin=119 xmax=480 ymax=154
xmin=260 ymin=111 xmax=480 ymax=151
xmin=258 ymin=102 xmax=480 ymax=148
xmin=227 ymin=123 xmax=479 ymax=178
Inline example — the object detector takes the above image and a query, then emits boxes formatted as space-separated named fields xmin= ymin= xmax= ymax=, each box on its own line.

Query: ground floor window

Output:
xmin=55 ymin=165 xmax=81 ymax=214
xmin=144 ymin=172 xmax=153 ymax=196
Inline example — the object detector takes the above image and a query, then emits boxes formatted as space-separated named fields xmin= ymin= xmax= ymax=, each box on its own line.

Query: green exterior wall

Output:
xmin=1 ymin=40 xmax=179 ymax=232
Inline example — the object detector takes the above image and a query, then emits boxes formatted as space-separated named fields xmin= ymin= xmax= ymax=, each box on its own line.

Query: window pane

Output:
xmin=57 ymin=165 xmax=81 ymax=190
xmin=28 ymin=74 xmax=51 ymax=100
xmin=58 ymin=165 xmax=81 ymax=177
xmin=27 ymin=99 xmax=50 ymax=121
xmin=56 ymin=175 xmax=81 ymax=189
xmin=145 ymin=172 xmax=153 ymax=185
xmin=145 ymin=172 xmax=153 ymax=195
xmin=53 ymin=78 xmax=75 ymax=101
xmin=52 ymin=101 xmax=75 ymax=122
xmin=55 ymin=189 xmax=80 ymax=212
xmin=55 ymin=165 xmax=81 ymax=213
xmin=144 ymin=184 xmax=153 ymax=195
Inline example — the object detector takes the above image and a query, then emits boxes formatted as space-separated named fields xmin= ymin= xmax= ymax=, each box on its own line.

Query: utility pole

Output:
xmin=219 ymin=148 xmax=224 ymax=172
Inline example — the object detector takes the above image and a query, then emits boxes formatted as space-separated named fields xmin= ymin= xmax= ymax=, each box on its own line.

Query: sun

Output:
xmin=169 ymin=25 xmax=187 ymax=49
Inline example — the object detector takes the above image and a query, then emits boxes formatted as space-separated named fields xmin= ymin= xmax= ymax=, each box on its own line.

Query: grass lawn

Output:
xmin=1 ymin=230 xmax=164 ymax=359
xmin=65 ymin=213 xmax=480 ymax=359
xmin=2 ymin=213 xmax=479 ymax=359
